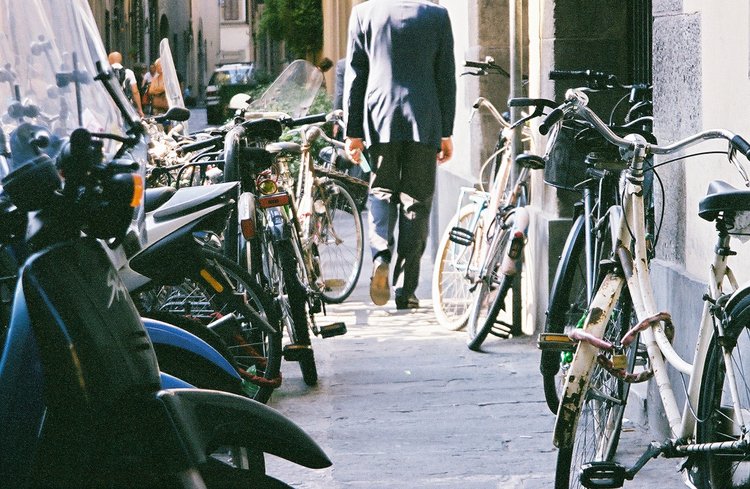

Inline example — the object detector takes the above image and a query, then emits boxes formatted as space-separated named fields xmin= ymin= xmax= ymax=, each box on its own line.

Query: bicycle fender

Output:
xmin=553 ymin=272 xmax=625 ymax=449
xmin=144 ymin=317 xmax=240 ymax=380
xmin=724 ymin=284 xmax=750 ymax=325
xmin=607 ymin=205 xmax=624 ymax=251
xmin=157 ymin=388 xmax=332 ymax=469
xmin=512 ymin=206 xmax=530 ymax=235
xmin=500 ymin=207 xmax=529 ymax=275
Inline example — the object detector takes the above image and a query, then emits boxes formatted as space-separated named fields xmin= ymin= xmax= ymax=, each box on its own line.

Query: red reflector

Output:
xmin=258 ymin=192 xmax=290 ymax=208
xmin=241 ymin=218 xmax=256 ymax=239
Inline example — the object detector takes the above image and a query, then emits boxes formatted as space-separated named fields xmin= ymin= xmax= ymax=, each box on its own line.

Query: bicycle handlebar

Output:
xmin=282 ymin=112 xmax=327 ymax=128
xmin=464 ymin=58 xmax=511 ymax=78
xmin=178 ymin=135 xmax=224 ymax=154
xmin=471 ymin=97 xmax=508 ymax=127
xmin=558 ymin=89 xmax=750 ymax=171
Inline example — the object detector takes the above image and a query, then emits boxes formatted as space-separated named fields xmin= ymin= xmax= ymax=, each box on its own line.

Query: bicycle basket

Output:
xmin=542 ymin=119 xmax=589 ymax=191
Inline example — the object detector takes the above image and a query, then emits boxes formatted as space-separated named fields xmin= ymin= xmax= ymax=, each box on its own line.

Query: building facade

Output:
xmin=88 ymin=0 xmax=220 ymax=105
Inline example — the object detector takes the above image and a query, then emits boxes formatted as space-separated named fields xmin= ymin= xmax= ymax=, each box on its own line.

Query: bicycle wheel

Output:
xmin=465 ymin=211 xmax=515 ymax=351
xmin=432 ymin=204 xmax=484 ymax=331
xmin=136 ymin=249 xmax=283 ymax=404
xmin=693 ymin=295 xmax=750 ymax=488
xmin=554 ymin=286 xmax=637 ymax=489
xmin=271 ymin=237 xmax=318 ymax=387
xmin=542 ymin=214 xmax=588 ymax=414
xmin=309 ymin=180 xmax=364 ymax=304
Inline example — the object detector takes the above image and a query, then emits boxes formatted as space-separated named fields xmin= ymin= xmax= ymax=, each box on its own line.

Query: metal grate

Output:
xmin=628 ymin=0 xmax=653 ymax=85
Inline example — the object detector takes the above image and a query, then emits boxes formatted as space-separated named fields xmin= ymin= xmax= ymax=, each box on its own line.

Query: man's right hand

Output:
xmin=345 ymin=137 xmax=365 ymax=164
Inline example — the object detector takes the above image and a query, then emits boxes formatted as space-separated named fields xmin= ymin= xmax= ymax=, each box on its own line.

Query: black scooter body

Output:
xmin=13 ymin=236 xmax=330 ymax=487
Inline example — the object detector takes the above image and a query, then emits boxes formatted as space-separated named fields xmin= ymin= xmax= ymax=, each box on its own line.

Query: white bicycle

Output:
xmin=544 ymin=89 xmax=750 ymax=489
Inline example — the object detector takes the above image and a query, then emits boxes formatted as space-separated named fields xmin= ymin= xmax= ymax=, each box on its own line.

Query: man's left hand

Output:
xmin=437 ymin=137 xmax=453 ymax=165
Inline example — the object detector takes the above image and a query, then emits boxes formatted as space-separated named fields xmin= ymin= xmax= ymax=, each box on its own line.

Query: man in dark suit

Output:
xmin=344 ymin=0 xmax=456 ymax=310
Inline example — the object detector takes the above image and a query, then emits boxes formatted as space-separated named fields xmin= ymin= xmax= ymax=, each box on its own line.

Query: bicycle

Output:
xmin=432 ymin=57 xmax=514 ymax=331
xmin=535 ymin=70 xmax=654 ymax=414
xmin=276 ymin=111 xmax=365 ymax=305
xmin=542 ymin=88 xmax=750 ymax=489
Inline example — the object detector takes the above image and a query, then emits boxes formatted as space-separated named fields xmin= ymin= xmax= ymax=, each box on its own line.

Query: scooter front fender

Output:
xmin=157 ymin=388 xmax=331 ymax=470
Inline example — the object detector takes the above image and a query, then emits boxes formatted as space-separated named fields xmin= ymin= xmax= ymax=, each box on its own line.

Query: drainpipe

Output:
xmin=509 ymin=0 xmax=524 ymax=334
xmin=509 ymin=0 xmax=524 ymax=165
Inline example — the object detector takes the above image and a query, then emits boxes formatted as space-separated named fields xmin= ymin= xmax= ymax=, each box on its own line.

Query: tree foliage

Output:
xmin=259 ymin=0 xmax=323 ymax=61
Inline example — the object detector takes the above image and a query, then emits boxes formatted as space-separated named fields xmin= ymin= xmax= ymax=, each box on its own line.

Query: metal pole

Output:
xmin=509 ymin=0 xmax=524 ymax=334
xmin=509 ymin=0 xmax=524 ymax=164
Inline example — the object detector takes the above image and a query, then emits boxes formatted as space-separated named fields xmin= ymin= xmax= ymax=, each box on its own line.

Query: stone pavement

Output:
xmin=264 ymin=248 xmax=689 ymax=488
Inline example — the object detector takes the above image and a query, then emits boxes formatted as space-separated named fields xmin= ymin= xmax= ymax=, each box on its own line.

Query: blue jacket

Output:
xmin=344 ymin=0 xmax=456 ymax=150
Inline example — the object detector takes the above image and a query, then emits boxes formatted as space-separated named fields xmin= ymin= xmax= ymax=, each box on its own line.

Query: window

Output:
xmin=222 ymin=0 xmax=246 ymax=22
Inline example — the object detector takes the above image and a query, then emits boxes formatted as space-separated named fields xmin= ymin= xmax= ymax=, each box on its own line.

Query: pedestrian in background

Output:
xmin=141 ymin=63 xmax=156 ymax=114
xmin=344 ymin=0 xmax=456 ymax=310
xmin=146 ymin=58 xmax=169 ymax=115
xmin=108 ymin=51 xmax=144 ymax=117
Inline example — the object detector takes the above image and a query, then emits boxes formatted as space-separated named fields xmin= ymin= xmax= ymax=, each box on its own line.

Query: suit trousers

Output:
xmin=368 ymin=141 xmax=437 ymax=297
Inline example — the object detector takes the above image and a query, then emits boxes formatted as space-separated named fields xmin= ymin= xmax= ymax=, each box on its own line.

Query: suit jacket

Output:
xmin=344 ymin=0 xmax=456 ymax=150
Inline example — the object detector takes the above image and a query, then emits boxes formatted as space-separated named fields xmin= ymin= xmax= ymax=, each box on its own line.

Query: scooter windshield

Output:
xmin=246 ymin=59 xmax=324 ymax=119
xmin=159 ymin=39 xmax=188 ymax=133
xmin=0 ymin=0 xmax=128 ymax=170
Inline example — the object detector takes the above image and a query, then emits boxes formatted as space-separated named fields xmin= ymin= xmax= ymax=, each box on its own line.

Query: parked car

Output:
xmin=205 ymin=63 xmax=256 ymax=124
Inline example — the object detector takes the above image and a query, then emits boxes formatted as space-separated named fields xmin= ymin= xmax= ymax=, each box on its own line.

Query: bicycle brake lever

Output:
xmin=729 ymin=146 xmax=750 ymax=187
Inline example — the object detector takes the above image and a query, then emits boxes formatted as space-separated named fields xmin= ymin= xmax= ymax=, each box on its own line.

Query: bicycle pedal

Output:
xmin=537 ymin=332 xmax=577 ymax=351
xmin=579 ymin=461 xmax=626 ymax=488
xmin=283 ymin=344 xmax=314 ymax=362
xmin=317 ymin=322 xmax=347 ymax=339
xmin=449 ymin=226 xmax=474 ymax=246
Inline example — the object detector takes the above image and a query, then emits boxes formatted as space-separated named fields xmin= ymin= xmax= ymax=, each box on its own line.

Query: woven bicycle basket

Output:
xmin=542 ymin=119 xmax=590 ymax=191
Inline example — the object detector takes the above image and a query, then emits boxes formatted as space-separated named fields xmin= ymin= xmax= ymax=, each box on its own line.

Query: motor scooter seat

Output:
xmin=144 ymin=187 xmax=176 ymax=213
xmin=152 ymin=182 xmax=239 ymax=223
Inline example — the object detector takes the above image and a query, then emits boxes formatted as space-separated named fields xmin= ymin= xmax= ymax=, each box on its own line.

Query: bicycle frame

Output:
xmin=554 ymin=91 xmax=750 ymax=453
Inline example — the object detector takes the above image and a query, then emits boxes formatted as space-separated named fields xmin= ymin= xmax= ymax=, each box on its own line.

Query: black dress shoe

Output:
xmin=395 ymin=293 xmax=419 ymax=310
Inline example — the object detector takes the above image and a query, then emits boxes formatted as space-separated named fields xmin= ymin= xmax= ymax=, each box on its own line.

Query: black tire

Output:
xmin=554 ymin=287 xmax=637 ymax=489
xmin=276 ymin=238 xmax=318 ymax=386
xmin=136 ymin=249 xmax=282 ymax=404
xmin=309 ymin=181 xmax=364 ymax=304
xmin=542 ymin=214 xmax=588 ymax=414
xmin=693 ymin=295 xmax=750 ymax=488
xmin=466 ymin=213 xmax=515 ymax=351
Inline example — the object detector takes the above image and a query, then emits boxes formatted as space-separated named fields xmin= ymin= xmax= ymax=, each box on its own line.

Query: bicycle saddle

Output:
xmin=698 ymin=179 xmax=750 ymax=222
xmin=516 ymin=153 xmax=545 ymax=170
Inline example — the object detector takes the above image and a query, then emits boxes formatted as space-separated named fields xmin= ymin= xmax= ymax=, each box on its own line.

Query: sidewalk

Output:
xmin=265 ymin=238 xmax=685 ymax=487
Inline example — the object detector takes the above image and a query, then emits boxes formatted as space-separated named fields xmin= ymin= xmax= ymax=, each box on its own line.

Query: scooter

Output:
xmin=0 ymin=1 xmax=331 ymax=486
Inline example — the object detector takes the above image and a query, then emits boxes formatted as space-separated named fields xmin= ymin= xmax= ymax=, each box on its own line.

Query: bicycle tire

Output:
xmin=465 ymin=212 xmax=515 ymax=350
xmin=693 ymin=294 xmax=750 ymax=488
xmin=274 ymin=237 xmax=318 ymax=386
xmin=135 ymin=248 xmax=283 ymax=404
xmin=554 ymin=284 xmax=637 ymax=489
xmin=432 ymin=204 xmax=484 ymax=331
xmin=542 ymin=214 xmax=587 ymax=414
xmin=309 ymin=180 xmax=364 ymax=304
